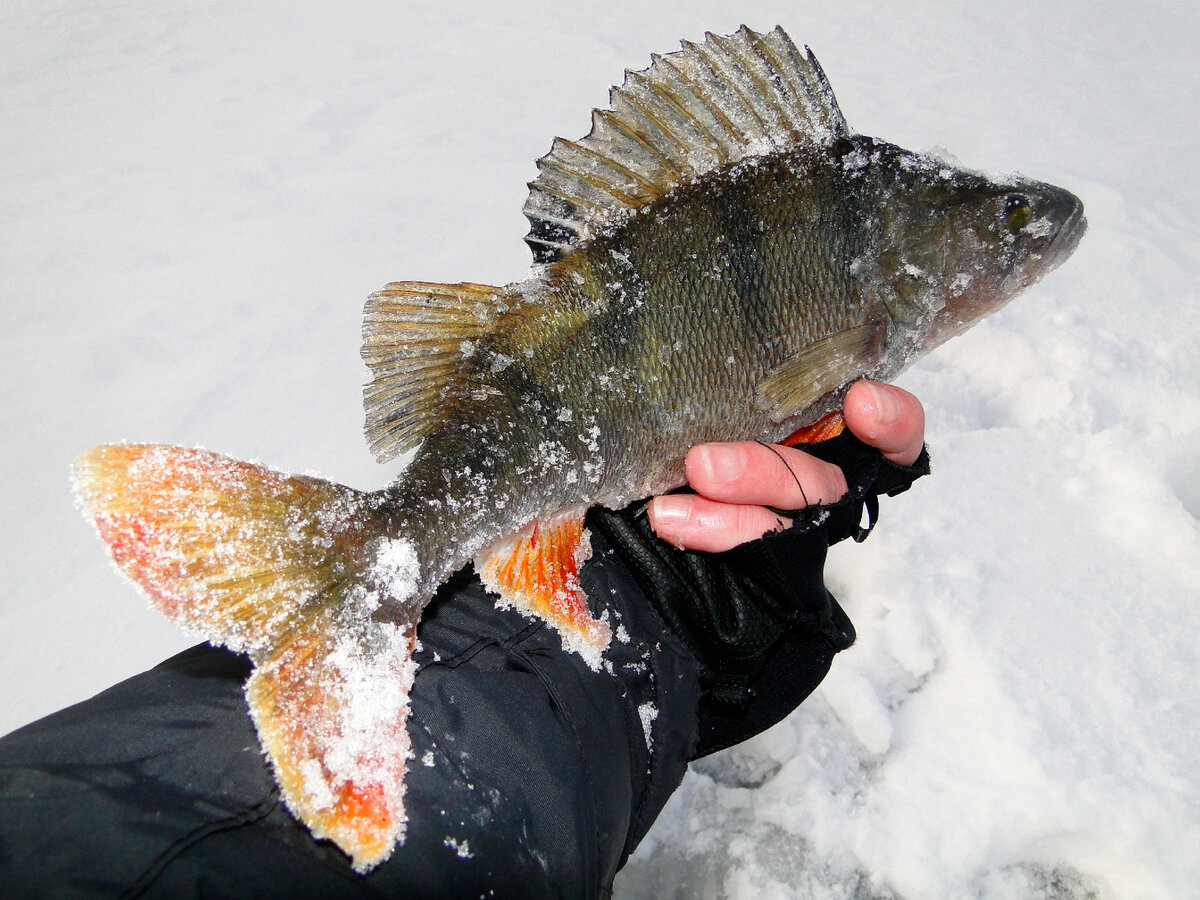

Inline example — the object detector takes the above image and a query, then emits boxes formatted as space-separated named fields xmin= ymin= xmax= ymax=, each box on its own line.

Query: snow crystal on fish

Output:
xmin=372 ymin=537 xmax=420 ymax=602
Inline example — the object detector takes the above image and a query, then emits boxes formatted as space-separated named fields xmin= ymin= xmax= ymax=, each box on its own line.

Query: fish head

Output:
xmin=844 ymin=136 xmax=1086 ymax=356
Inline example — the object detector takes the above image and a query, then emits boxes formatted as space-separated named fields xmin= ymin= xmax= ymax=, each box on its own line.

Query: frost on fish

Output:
xmin=76 ymin=25 xmax=1084 ymax=873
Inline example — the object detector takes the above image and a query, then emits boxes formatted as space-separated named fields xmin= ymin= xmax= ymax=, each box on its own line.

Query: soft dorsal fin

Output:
xmin=362 ymin=281 xmax=510 ymax=463
xmin=523 ymin=25 xmax=849 ymax=262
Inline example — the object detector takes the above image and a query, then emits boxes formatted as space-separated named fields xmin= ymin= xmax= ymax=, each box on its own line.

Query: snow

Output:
xmin=638 ymin=701 xmax=659 ymax=750
xmin=2 ymin=2 xmax=1197 ymax=897
xmin=370 ymin=536 xmax=420 ymax=604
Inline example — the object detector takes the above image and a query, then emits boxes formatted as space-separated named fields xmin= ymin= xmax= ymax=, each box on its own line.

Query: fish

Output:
xmin=72 ymin=26 xmax=1086 ymax=871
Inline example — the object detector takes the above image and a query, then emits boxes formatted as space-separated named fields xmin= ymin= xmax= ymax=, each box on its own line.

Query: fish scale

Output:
xmin=72 ymin=26 xmax=1085 ymax=872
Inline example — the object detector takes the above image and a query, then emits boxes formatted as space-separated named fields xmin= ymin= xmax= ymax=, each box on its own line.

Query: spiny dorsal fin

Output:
xmin=362 ymin=281 xmax=510 ymax=463
xmin=523 ymin=25 xmax=849 ymax=262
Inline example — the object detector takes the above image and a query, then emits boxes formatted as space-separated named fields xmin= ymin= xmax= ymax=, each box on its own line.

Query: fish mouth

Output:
xmin=1046 ymin=188 xmax=1087 ymax=262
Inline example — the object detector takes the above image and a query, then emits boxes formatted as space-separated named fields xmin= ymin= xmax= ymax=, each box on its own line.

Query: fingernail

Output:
xmin=867 ymin=381 xmax=900 ymax=427
xmin=694 ymin=444 xmax=746 ymax=484
xmin=648 ymin=496 xmax=690 ymax=549
xmin=650 ymin=495 xmax=691 ymax=525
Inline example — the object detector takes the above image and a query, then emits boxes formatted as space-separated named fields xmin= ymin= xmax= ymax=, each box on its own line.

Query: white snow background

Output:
xmin=3 ymin=1 xmax=1198 ymax=897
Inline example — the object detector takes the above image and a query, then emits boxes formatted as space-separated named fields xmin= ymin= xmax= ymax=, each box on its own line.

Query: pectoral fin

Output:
xmin=756 ymin=323 xmax=886 ymax=422
xmin=476 ymin=508 xmax=611 ymax=669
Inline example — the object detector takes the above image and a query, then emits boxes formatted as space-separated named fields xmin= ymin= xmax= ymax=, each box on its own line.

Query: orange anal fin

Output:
xmin=246 ymin=604 xmax=418 ymax=873
xmin=476 ymin=509 xmax=611 ymax=668
xmin=781 ymin=411 xmax=846 ymax=446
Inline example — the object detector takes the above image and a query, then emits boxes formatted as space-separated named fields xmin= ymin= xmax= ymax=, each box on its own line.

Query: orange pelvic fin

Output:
xmin=781 ymin=411 xmax=847 ymax=446
xmin=477 ymin=508 xmax=611 ymax=668
xmin=73 ymin=443 xmax=417 ymax=870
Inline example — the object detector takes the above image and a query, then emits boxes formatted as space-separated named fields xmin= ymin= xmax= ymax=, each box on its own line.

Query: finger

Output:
xmin=647 ymin=494 xmax=789 ymax=553
xmin=843 ymin=381 xmax=925 ymax=466
xmin=683 ymin=441 xmax=849 ymax=510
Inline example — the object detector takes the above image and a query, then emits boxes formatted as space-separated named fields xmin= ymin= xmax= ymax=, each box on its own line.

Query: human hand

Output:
xmin=647 ymin=381 xmax=925 ymax=552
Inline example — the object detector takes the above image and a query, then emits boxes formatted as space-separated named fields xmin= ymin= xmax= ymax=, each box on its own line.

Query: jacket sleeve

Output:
xmin=586 ymin=431 xmax=930 ymax=758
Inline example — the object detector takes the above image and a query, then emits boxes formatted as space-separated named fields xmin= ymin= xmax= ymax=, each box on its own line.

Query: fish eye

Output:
xmin=1001 ymin=194 xmax=1033 ymax=234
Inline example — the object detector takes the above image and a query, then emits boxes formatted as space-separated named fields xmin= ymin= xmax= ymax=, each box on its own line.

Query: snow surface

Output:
xmin=2 ymin=2 xmax=1197 ymax=897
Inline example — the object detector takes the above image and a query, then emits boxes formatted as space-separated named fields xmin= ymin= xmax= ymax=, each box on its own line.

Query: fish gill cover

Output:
xmin=73 ymin=26 xmax=1084 ymax=871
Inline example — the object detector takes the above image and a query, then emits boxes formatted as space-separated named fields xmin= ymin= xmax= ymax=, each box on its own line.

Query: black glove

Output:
xmin=587 ymin=430 xmax=930 ymax=758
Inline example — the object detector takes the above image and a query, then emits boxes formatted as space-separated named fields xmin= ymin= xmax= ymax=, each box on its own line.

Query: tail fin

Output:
xmin=72 ymin=444 xmax=369 ymax=653
xmin=73 ymin=444 xmax=417 ymax=871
